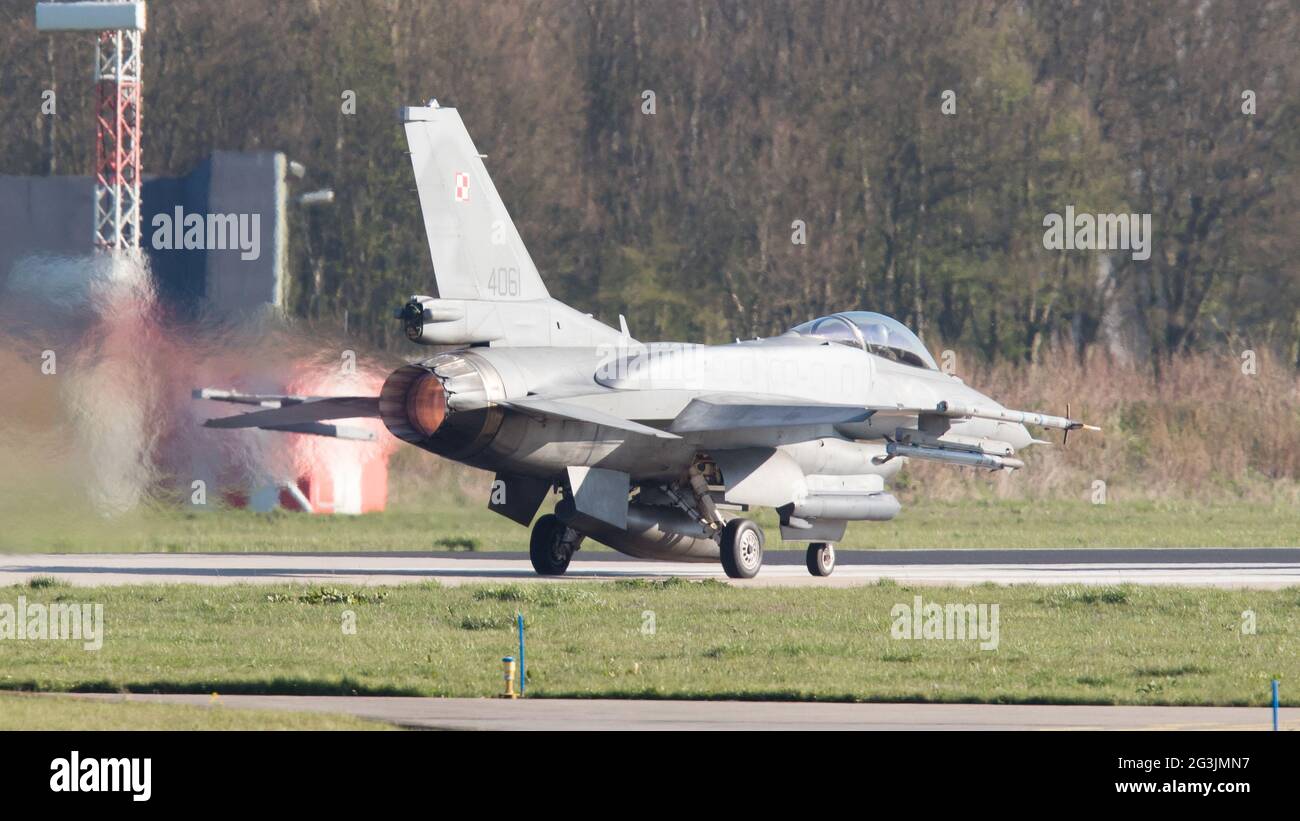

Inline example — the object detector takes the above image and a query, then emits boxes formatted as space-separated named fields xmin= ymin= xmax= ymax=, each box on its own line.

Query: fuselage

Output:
xmin=378 ymin=334 xmax=1032 ymax=485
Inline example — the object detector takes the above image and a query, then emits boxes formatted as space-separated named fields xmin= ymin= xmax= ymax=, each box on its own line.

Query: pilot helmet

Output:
xmin=862 ymin=322 xmax=889 ymax=348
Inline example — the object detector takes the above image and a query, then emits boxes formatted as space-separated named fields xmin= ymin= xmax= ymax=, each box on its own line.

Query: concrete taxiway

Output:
xmin=50 ymin=693 xmax=1300 ymax=730
xmin=2 ymin=548 xmax=1299 ymax=588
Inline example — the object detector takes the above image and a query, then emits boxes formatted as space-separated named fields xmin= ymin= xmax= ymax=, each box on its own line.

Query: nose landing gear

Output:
xmin=806 ymin=542 xmax=836 ymax=576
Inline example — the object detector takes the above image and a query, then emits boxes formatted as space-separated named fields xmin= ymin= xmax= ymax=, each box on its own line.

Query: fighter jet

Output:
xmin=196 ymin=99 xmax=1098 ymax=579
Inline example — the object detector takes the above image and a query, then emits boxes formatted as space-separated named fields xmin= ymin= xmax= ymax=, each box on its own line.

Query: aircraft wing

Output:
xmin=668 ymin=395 xmax=1098 ymax=436
xmin=194 ymin=388 xmax=381 ymax=432
xmin=499 ymin=391 xmax=855 ymax=438
xmin=669 ymin=395 xmax=875 ymax=433
xmin=500 ymin=397 xmax=680 ymax=439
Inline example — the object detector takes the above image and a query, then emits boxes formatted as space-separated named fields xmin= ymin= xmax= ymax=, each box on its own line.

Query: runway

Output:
xmin=3 ymin=548 xmax=1299 ymax=588
xmin=48 ymin=693 xmax=1300 ymax=730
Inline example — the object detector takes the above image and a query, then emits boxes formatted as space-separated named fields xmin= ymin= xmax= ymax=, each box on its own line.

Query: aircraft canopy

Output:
xmin=785 ymin=311 xmax=939 ymax=370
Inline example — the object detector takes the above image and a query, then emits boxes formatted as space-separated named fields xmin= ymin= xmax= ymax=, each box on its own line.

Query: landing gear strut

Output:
xmin=529 ymin=513 xmax=582 ymax=575
xmin=719 ymin=518 xmax=764 ymax=579
xmin=806 ymin=542 xmax=836 ymax=577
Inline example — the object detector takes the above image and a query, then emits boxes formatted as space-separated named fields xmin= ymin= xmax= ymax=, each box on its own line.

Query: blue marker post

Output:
xmin=1272 ymin=680 xmax=1279 ymax=732
xmin=517 ymin=614 xmax=526 ymax=698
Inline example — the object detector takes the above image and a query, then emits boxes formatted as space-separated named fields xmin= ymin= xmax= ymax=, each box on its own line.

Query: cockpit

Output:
xmin=784 ymin=311 xmax=939 ymax=370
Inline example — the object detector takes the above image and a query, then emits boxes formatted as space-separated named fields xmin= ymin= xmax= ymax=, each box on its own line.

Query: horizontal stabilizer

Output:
xmin=197 ymin=390 xmax=380 ymax=430
xmin=193 ymin=388 xmax=320 ymax=407
xmin=671 ymin=396 xmax=873 ymax=434
xmin=258 ymin=422 xmax=378 ymax=441
xmin=500 ymin=397 xmax=680 ymax=439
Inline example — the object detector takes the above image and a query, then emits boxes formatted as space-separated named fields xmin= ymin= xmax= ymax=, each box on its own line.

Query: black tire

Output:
xmin=806 ymin=542 xmax=836 ymax=576
xmin=529 ymin=513 xmax=573 ymax=576
xmin=719 ymin=518 xmax=764 ymax=579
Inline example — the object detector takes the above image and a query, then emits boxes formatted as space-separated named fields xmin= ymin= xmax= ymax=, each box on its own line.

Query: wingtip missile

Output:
xmin=1061 ymin=402 xmax=1100 ymax=446
xmin=937 ymin=400 xmax=1099 ymax=435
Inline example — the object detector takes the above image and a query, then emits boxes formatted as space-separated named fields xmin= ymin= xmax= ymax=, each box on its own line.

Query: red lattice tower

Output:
xmin=93 ymin=27 xmax=142 ymax=250
xmin=36 ymin=2 xmax=147 ymax=252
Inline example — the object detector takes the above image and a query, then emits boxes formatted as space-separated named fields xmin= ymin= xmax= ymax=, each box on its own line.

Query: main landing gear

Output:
xmin=806 ymin=542 xmax=836 ymax=576
xmin=719 ymin=518 xmax=764 ymax=579
xmin=529 ymin=513 xmax=584 ymax=575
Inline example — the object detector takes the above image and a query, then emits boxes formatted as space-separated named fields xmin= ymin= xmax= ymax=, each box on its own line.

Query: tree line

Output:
xmin=3 ymin=0 xmax=1296 ymax=369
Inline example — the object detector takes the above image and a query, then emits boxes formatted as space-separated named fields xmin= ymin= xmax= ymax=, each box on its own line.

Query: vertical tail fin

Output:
xmin=401 ymin=102 xmax=548 ymax=302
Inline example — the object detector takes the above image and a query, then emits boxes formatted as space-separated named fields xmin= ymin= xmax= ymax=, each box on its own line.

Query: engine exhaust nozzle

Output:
xmin=405 ymin=372 xmax=447 ymax=438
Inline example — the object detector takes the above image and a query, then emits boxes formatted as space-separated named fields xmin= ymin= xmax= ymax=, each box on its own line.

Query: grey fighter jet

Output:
xmin=196 ymin=100 xmax=1098 ymax=579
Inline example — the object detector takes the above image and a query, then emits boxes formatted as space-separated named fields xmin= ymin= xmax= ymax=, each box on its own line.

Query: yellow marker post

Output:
xmin=501 ymin=656 xmax=518 ymax=699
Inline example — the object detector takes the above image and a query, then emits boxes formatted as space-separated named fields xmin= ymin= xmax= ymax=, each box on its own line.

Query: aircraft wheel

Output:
xmin=719 ymin=518 xmax=764 ymax=579
xmin=806 ymin=542 xmax=836 ymax=576
xmin=530 ymin=514 xmax=576 ymax=576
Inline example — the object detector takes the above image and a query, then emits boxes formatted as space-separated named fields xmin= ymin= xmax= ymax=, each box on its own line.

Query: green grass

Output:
xmin=2 ymin=498 xmax=1295 ymax=553
xmin=0 ymin=692 xmax=393 ymax=730
xmin=1 ymin=579 xmax=1295 ymax=706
